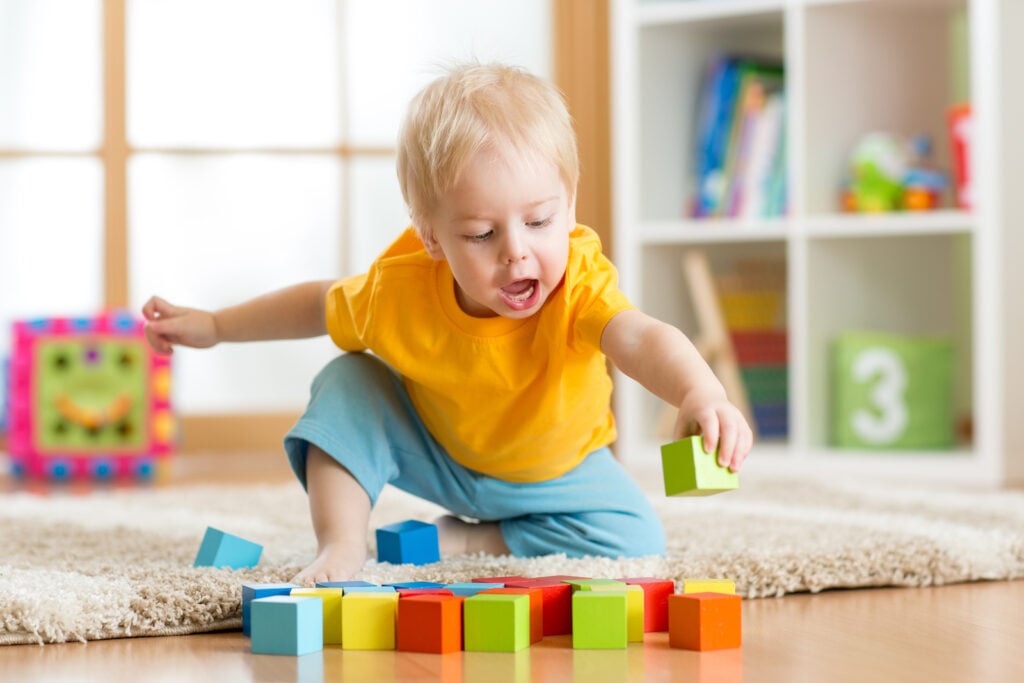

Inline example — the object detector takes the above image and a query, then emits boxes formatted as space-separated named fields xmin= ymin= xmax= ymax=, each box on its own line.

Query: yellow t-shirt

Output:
xmin=325 ymin=224 xmax=633 ymax=482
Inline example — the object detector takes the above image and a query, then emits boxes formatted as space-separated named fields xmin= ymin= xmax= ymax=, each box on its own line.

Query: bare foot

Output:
xmin=434 ymin=514 xmax=510 ymax=556
xmin=291 ymin=541 xmax=367 ymax=587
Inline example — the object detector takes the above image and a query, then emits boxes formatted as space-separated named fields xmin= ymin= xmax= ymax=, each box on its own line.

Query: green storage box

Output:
xmin=832 ymin=332 xmax=954 ymax=449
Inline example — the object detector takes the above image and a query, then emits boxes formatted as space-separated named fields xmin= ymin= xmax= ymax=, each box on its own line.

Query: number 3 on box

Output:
xmin=851 ymin=347 xmax=909 ymax=445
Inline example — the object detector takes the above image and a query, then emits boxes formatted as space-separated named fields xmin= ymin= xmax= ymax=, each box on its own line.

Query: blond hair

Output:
xmin=397 ymin=63 xmax=579 ymax=226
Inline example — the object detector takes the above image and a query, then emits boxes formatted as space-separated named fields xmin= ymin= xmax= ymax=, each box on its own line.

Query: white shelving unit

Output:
xmin=610 ymin=0 xmax=1023 ymax=485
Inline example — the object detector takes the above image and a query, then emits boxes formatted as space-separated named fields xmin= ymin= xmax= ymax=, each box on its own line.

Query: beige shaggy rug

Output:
xmin=2 ymin=472 xmax=1023 ymax=645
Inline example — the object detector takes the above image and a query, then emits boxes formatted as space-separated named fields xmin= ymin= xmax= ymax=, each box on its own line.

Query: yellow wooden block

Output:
xmin=682 ymin=579 xmax=736 ymax=595
xmin=342 ymin=593 xmax=399 ymax=650
xmin=291 ymin=587 xmax=344 ymax=645
xmin=626 ymin=585 xmax=645 ymax=642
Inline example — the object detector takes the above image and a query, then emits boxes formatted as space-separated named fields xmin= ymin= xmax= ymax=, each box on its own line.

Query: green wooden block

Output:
xmin=563 ymin=579 xmax=627 ymax=592
xmin=572 ymin=591 xmax=627 ymax=649
xmin=464 ymin=594 xmax=529 ymax=652
xmin=832 ymin=332 xmax=954 ymax=449
xmin=661 ymin=436 xmax=739 ymax=496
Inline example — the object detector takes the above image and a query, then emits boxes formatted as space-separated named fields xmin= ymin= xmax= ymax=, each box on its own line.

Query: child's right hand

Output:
xmin=142 ymin=295 xmax=219 ymax=355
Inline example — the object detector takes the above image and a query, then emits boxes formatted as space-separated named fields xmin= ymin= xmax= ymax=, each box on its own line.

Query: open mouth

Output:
xmin=500 ymin=279 xmax=539 ymax=310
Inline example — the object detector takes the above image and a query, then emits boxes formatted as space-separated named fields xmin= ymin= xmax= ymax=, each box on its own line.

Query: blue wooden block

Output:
xmin=316 ymin=580 xmax=376 ymax=589
xmin=242 ymin=582 xmax=300 ymax=636
xmin=193 ymin=526 xmax=263 ymax=569
xmin=384 ymin=580 xmax=447 ymax=589
xmin=375 ymin=520 xmax=440 ymax=565
xmin=446 ymin=582 xmax=504 ymax=597
xmin=342 ymin=585 xmax=396 ymax=594
xmin=251 ymin=596 xmax=323 ymax=656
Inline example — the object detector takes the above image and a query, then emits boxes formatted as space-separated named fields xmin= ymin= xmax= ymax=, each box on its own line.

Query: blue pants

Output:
xmin=284 ymin=353 xmax=665 ymax=559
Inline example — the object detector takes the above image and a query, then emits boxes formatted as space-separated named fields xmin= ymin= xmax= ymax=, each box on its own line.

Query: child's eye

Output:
xmin=527 ymin=217 xmax=552 ymax=229
xmin=465 ymin=230 xmax=493 ymax=242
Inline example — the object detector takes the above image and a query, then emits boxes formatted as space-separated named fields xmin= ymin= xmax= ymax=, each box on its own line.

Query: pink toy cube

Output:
xmin=6 ymin=311 xmax=174 ymax=480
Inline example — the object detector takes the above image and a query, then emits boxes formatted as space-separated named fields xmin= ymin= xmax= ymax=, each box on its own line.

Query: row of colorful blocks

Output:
xmin=242 ymin=576 xmax=741 ymax=656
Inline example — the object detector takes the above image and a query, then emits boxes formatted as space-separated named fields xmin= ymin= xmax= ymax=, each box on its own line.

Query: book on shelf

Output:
xmin=691 ymin=55 xmax=786 ymax=220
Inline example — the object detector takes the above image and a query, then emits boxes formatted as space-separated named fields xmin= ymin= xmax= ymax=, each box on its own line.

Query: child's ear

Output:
xmin=418 ymin=225 xmax=445 ymax=261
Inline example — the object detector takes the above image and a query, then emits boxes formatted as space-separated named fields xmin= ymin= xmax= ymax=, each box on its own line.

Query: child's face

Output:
xmin=420 ymin=146 xmax=575 ymax=319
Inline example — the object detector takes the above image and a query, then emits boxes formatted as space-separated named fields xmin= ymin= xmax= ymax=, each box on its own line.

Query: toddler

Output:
xmin=143 ymin=63 xmax=752 ymax=585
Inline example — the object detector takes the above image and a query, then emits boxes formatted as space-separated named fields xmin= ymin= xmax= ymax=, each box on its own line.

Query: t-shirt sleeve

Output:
xmin=569 ymin=231 xmax=635 ymax=350
xmin=325 ymin=272 xmax=373 ymax=352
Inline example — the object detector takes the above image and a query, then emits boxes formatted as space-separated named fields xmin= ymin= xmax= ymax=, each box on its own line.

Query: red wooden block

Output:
xmin=619 ymin=577 xmax=675 ymax=632
xmin=668 ymin=592 xmax=742 ymax=651
xmin=504 ymin=579 xmax=573 ymax=636
xmin=479 ymin=587 xmax=544 ymax=643
xmin=471 ymin=576 xmax=525 ymax=584
xmin=397 ymin=595 xmax=465 ymax=654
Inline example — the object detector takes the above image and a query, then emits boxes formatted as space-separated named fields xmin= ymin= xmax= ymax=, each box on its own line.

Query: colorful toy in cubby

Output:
xmin=193 ymin=526 xmax=263 ymax=569
xmin=463 ymin=593 xmax=530 ymax=652
xmin=668 ymin=592 xmax=742 ymax=651
xmin=291 ymin=587 xmax=344 ymax=645
xmin=571 ymin=590 xmax=628 ymax=649
xmin=6 ymin=311 xmax=174 ymax=480
xmin=832 ymin=331 xmax=954 ymax=449
xmin=341 ymin=592 xmax=399 ymax=650
xmin=717 ymin=259 xmax=789 ymax=439
xmin=661 ymin=435 xmax=739 ymax=496
xmin=241 ymin=582 xmax=299 ymax=636
xmin=375 ymin=519 xmax=441 ymax=566
xmin=397 ymin=594 xmax=465 ymax=653
xmin=250 ymin=595 xmax=323 ymax=656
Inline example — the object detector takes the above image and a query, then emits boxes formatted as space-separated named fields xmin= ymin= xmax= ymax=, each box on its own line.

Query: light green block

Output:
xmin=464 ymin=594 xmax=529 ymax=652
xmin=564 ymin=579 xmax=627 ymax=592
xmin=586 ymin=585 xmax=645 ymax=641
xmin=572 ymin=591 xmax=627 ymax=649
xmin=661 ymin=436 xmax=739 ymax=496
xmin=832 ymin=332 xmax=954 ymax=449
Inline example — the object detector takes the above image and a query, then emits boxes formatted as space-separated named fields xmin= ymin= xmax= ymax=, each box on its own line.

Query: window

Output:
xmin=1 ymin=0 xmax=552 ymax=437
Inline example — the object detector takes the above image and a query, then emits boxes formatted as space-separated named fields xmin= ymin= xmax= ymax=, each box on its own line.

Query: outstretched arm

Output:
xmin=601 ymin=308 xmax=753 ymax=472
xmin=142 ymin=280 xmax=335 ymax=355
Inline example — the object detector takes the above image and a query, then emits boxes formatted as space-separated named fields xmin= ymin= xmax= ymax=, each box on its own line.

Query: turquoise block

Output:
xmin=242 ymin=582 xmax=300 ymax=636
xmin=661 ymin=436 xmax=739 ymax=496
xmin=251 ymin=596 xmax=323 ymax=656
xmin=342 ymin=585 xmax=395 ymax=594
xmin=193 ymin=526 xmax=263 ymax=569
xmin=446 ymin=582 xmax=504 ymax=597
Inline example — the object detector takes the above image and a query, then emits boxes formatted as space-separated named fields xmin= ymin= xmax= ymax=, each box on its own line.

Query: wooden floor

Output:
xmin=2 ymin=451 xmax=1023 ymax=683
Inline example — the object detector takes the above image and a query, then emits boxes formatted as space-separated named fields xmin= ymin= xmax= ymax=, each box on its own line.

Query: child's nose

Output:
xmin=501 ymin=232 xmax=528 ymax=264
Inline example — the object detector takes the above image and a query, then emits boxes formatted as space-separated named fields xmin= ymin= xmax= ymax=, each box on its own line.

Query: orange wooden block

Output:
xmin=479 ymin=587 xmax=544 ymax=643
xmin=397 ymin=595 xmax=464 ymax=654
xmin=668 ymin=592 xmax=742 ymax=651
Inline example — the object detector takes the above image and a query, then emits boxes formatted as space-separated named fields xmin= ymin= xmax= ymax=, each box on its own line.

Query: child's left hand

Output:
xmin=673 ymin=389 xmax=753 ymax=473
